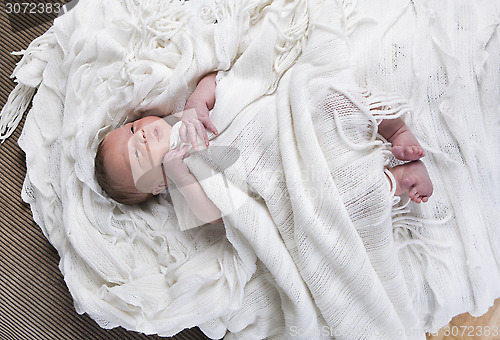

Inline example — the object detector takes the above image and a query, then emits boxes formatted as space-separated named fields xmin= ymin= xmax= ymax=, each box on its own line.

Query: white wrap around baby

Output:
xmin=168 ymin=120 xmax=203 ymax=151
xmin=168 ymin=121 xmax=245 ymax=231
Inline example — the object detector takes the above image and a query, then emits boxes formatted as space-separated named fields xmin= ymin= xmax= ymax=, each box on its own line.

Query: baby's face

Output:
xmin=104 ymin=116 xmax=172 ymax=194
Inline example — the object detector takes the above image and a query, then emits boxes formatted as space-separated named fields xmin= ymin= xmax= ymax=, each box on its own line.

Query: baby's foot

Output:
xmin=379 ymin=119 xmax=426 ymax=161
xmin=389 ymin=160 xmax=433 ymax=203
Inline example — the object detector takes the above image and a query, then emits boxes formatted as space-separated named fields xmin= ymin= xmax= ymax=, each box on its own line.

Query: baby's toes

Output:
xmin=415 ymin=146 xmax=426 ymax=157
xmin=411 ymin=187 xmax=432 ymax=204
xmin=408 ymin=186 xmax=419 ymax=201
xmin=405 ymin=146 xmax=425 ymax=160
xmin=392 ymin=145 xmax=425 ymax=161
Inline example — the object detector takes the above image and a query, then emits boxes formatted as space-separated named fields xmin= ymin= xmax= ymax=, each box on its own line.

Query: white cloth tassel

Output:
xmin=363 ymin=89 xmax=413 ymax=122
xmin=0 ymin=84 xmax=36 ymax=142
xmin=1 ymin=27 xmax=54 ymax=142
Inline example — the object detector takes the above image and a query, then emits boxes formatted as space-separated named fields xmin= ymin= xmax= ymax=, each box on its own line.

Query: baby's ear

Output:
xmin=152 ymin=182 xmax=167 ymax=195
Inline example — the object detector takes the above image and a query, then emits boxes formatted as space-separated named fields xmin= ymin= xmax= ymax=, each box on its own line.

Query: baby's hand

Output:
xmin=180 ymin=104 xmax=218 ymax=150
xmin=162 ymin=145 xmax=191 ymax=185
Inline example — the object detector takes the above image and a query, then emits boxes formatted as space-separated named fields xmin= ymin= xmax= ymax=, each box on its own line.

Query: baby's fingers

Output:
xmin=200 ymin=116 xmax=218 ymax=136
xmin=181 ymin=145 xmax=190 ymax=160
xmin=179 ymin=123 xmax=188 ymax=144
xmin=187 ymin=125 xmax=199 ymax=151
xmin=195 ymin=121 xmax=210 ymax=147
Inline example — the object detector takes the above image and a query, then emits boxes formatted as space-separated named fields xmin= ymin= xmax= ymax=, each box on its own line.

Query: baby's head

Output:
xmin=95 ymin=116 xmax=173 ymax=205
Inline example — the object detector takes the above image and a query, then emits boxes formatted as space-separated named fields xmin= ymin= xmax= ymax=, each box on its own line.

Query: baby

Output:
xmin=95 ymin=73 xmax=222 ymax=224
xmin=95 ymin=72 xmax=433 ymax=221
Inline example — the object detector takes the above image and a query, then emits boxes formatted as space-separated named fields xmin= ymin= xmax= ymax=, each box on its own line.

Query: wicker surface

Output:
xmin=0 ymin=3 xmax=208 ymax=339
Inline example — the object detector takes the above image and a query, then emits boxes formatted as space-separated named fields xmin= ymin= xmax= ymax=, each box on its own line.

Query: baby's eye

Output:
xmin=130 ymin=124 xmax=135 ymax=134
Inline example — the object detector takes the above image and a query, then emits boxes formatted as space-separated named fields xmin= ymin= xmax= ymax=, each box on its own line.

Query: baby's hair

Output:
xmin=94 ymin=137 xmax=153 ymax=205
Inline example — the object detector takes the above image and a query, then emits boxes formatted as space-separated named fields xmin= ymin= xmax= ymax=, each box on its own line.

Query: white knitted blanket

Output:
xmin=2 ymin=0 xmax=499 ymax=339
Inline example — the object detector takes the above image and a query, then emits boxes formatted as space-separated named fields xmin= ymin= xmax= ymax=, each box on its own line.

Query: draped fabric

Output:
xmin=1 ymin=0 xmax=498 ymax=338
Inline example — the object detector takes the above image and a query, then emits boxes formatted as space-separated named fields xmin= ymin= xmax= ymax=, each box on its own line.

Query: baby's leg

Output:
xmin=387 ymin=160 xmax=433 ymax=203
xmin=378 ymin=118 xmax=425 ymax=161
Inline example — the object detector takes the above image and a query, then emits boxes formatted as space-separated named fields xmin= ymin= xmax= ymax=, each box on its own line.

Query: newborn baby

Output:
xmin=95 ymin=73 xmax=221 ymax=225
xmin=95 ymin=70 xmax=433 ymax=228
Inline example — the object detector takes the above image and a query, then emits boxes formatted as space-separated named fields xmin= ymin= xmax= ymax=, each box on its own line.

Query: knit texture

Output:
xmin=1 ymin=0 xmax=499 ymax=338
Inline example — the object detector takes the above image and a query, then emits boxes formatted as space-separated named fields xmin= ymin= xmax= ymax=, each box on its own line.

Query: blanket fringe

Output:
xmin=120 ymin=0 xmax=190 ymax=62
xmin=243 ymin=0 xmax=310 ymax=93
xmin=0 ymin=84 xmax=36 ymax=142
xmin=341 ymin=0 xmax=360 ymax=35
xmin=340 ymin=0 xmax=377 ymax=36
xmin=363 ymin=88 xmax=413 ymax=123
xmin=270 ymin=0 xmax=309 ymax=77
xmin=1 ymin=27 xmax=54 ymax=142
xmin=391 ymin=195 xmax=453 ymax=271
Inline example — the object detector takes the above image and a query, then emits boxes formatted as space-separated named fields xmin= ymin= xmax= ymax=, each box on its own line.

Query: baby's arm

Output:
xmin=181 ymin=72 xmax=218 ymax=148
xmin=174 ymin=175 xmax=222 ymax=224
xmin=162 ymin=146 xmax=222 ymax=224
xmin=135 ymin=73 xmax=217 ymax=122
xmin=186 ymin=72 xmax=217 ymax=113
